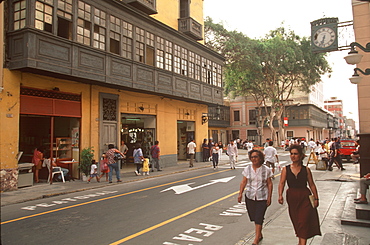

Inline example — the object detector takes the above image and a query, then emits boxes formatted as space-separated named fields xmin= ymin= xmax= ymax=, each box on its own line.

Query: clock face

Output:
xmin=313 ymin=27 xmax=336 ymax=48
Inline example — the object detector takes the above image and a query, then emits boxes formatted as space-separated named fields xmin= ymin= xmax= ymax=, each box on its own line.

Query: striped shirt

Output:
xmin=242 ymin=165 xmax=272 ymax=201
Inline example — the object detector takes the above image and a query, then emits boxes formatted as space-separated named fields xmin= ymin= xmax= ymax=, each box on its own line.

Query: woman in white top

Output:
xmin=211 ymin=143 xmax=220 ymax=170
xmin=238 ymin=150 xmax=273 ymax=245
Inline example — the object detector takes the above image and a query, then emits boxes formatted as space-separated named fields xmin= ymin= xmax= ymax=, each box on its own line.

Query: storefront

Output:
xmin=121 ymin=114 xmax=156 ymax=161
xmin=18 ymin=87 xmax=81 ymax=180
xmin=177 ymin=121 xmax=195 ymax=160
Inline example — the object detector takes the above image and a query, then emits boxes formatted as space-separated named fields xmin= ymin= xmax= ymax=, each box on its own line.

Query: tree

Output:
xmin=204 ymin=18 xmax=331 ymax=145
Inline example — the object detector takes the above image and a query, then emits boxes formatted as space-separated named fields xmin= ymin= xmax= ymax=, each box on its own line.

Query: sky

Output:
xmin=204 ymin=0 xmax=359 ymax=123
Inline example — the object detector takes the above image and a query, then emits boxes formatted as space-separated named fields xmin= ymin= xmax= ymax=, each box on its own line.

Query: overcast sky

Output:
xmin=204 ymin=0 xmax=359 ymax=123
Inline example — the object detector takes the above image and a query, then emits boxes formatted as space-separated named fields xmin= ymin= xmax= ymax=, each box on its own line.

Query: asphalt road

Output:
xmin=1 ymin=152 xmax=292 ymax=245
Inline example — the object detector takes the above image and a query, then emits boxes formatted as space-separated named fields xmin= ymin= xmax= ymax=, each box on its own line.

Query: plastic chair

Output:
xmin=44 ymin=159 xmax=65 ymax=183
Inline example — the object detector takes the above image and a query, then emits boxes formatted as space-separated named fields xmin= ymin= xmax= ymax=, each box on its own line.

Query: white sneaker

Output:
xmin=135 ymin=171 xmax=139 ymax=176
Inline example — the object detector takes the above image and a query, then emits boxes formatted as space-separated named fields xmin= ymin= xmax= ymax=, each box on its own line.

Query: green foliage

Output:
xmin=79 ymin=147 xmax=94 ymax=177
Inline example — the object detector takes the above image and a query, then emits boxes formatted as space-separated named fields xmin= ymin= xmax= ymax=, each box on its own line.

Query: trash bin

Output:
xmin=18 ymin=163 xmax=34 ymax=187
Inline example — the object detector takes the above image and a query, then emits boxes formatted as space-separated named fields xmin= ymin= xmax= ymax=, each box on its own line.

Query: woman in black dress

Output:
xmin=278 ymin=145 xmax=321 ymax=245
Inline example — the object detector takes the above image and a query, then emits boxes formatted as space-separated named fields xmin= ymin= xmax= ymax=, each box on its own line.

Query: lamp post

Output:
xmin=344 ymin=42 xmax=370 ymax=83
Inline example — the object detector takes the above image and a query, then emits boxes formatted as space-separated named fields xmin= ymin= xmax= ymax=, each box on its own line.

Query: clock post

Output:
xmin=311 ymin=18 xmax=339 ymax=53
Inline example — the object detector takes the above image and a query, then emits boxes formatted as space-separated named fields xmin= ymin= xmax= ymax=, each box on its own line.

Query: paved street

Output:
xmin=1 ymin=150 xmax=370 ymax=244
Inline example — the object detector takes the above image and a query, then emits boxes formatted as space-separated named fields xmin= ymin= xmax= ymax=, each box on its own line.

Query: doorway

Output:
xmin=177 ymin=121 xmax=195 ymax=160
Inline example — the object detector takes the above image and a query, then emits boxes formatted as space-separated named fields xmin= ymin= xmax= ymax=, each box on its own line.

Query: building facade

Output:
xmin=0 ymin=0 xmax=224 ymax=191
xmin=352 ymin=0 xmax=370 ymax=176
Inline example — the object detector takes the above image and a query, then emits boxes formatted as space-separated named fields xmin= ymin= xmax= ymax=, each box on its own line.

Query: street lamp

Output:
xmin=344 ymin=42 xmax=370 ymax=84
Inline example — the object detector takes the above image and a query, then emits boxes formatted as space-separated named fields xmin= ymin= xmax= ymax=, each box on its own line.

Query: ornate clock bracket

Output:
xmin=349 ymin=42 xmax=370 ymax=54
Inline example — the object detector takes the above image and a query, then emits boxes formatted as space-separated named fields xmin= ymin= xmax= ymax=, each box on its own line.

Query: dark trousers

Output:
xmin=212 ymin=153 xmax=219 ymax=168
xmin=328 ymin=153 xmax=343 ymax=169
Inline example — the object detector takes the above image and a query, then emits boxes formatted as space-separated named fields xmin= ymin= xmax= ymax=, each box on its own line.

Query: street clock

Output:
xmin=311 ymin=18 xmax=339 ymax=53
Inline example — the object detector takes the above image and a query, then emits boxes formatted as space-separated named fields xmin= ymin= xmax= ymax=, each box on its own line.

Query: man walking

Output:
xmin=227 ymin=140 xmax=238 ymax=169
xmin=150 ymin=140 xmax=161 ymax=172
xmin=187 ymin=139 xmax=196 ymax=168
xmin=327 ymin=137 xmax=345 ymax=171
xmin=264 ymin=141 xmax=279 ymax=179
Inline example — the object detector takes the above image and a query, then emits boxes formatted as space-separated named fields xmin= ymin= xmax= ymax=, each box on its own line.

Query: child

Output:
xmin=88 ymin=160 xmax=100 ymax=183
xmin=99 ymin=153 xmax=109 ymax=181
xmin=142 ymin=157 xmax=150 ymax=176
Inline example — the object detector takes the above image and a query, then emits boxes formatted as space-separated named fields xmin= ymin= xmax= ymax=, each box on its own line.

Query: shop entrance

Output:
xmin=177 ymin=121 xmax=195 ymax=160
xmin=19 ymin=115 xmax=80 ymax=179
xmin=121 ymin=114 xmax=156 ymax=162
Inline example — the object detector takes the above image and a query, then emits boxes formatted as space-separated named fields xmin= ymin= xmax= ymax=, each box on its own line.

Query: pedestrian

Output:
xmin=187 ymin=139 xmax=196 ymax=168
xmin=211 ymin=143 xmax=219 ymax=170
xmin=307 ymin=139 xmax=316 ymax=152
xmin=238 ymin=150 xmax=273 ymax=245
xmin=99 ymin=153 xmax=109 ymax=181
xmin=120 ymin=140 xmax=129 ymax=169
xmin=278 ymin=144 xmax=321 ymax=245
xmin=327 ymin=137 xmax=345 ymax=171
xmin=202 ymin=139 xmax=209 ymax=162
xmin=351 ymin=140 xmax=360 ymax=164
xmin=87 ymin=159 xmax=100 ymax=183
xmin=263 ymin=138 xmax=270 ymax=149
xmin=150 ymin=140 xmax=161 ymax=171
xmin=208 ymin=138 xmax=214 ymax=161
xmin=246 ymin=140 xmax=254 ymax=153
xmin=142 ymin=156 xmax=150 ymax=175
xmin=263 ymin=141 xmax=279 ymax=179
xmin=218 ymin=141 xmax=223 ymax=162
xmin=32 ymin=146 xmax=44 ymax=183
xmin=316 ymin=143 xmax=329 ymax=168
xmin=133 ymin=143 xmax=144 ymax=175
xmin=227 ymin=140 xmax=238 ymax=169
xmin=354 ymin=172 xmax=370 ymax=204
xmin=105 ymin=144 xmax=123 ymax=183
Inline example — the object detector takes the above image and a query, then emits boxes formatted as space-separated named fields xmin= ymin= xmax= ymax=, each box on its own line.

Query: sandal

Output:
xmin=354 ymin=200 xmax=368 ymax=204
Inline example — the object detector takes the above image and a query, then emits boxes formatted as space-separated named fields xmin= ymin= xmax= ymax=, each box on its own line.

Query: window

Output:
xmin=165 ymin=40 xmax=172 ymax=71
xmin=77 ymin=1 xmax=91 ymax=46
xmin=156 ymin=37 xmax=165 ymax=69
xmin=201 ymin=57 xmax=207 ymax=82
xmin=207 ymin=60 xmax=213 ymax=84
xmin=195 ymin=54 xmax=201 ymax=81
xmin=188 ymin=51 xmax=195 ymax=79
xmin=174 ymin=44 xmax=181 ymax=74
xmin=249 ymin=110 xmax=257 ymax=125
xmin=181 ymin=47 xmax=188 ymax=76
xmin=110 ymin=15 xmax=121 ymax=55
xmin=122 ymin=20 xmax=133 ymax=59
xmin=57 ymin=0 xmax=73 ymax=39
xmin=287 ymin=131 xmax=294 ymax=138
xmin=234 ymin=110 xmax=240 ymax=122
xmin=146 ymin=31 xmax=155 ymax=66
xmin=93 ymin=8 xmax=106 ymax=50
xmin=14 ymin=0 xmax=26 ymax=30
xmin=135 ymin=27 xmax=145 ymax=63
xmin=179 ymin=0 xmax=190 ymax=18
xmin=35 ymin=0 xmax=53 ymax=33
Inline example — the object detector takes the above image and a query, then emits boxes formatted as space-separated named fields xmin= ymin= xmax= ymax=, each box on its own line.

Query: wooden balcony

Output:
xmin=178 ymin=17 xmax=203 ymax=41
xmin=123 ymin=0 xmax=157 ymax=15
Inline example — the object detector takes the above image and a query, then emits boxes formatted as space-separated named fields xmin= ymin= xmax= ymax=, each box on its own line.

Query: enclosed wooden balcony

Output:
xmin=123 ymin=0 xmax=157 ymax=15
xmin=178 ymin=17 xmax=203 ymax=41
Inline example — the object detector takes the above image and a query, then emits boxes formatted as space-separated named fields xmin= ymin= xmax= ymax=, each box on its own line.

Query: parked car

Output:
xmin=339 ymin=139 xmax=357 ymax=162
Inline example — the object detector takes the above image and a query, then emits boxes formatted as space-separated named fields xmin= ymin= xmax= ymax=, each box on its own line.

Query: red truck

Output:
xmin=339 ymin=139 xmax=357 ymax=162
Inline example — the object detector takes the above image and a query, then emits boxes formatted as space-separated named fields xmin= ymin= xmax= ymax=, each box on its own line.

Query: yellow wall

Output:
xmin=152 ymin=0 xmax=204 ymax=41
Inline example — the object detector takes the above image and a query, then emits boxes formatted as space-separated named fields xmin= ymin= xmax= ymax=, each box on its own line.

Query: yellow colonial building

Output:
xmin=0 ymin=0 xmax=224 ymax=191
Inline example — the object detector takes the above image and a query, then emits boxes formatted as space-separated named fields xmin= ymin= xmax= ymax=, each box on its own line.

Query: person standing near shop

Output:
xmin=202 ymin=139 xmax=209 ymax=162
xmin=120 ymin=140 xmax=129 ymax=169
xmin=227 ymin=140 xmax=238 ymax=169
xmin=278 ymin=144 xmax=321 ymax=245
xmin=238 ymin=150 xmax=273 ymax=245
xmin=133 ymin=143 xmax=144 ymax=175
xmin=150 ymin=140 xmax=161 ymax=172
xmin=264 ymin=141 xmax=279 ymax=179
xmin=105 ymin=144 xmax=123 ymax=183
xmin=32 ymin=146 xmax=44 ymax=183
xmin=187 ymin=139 xmax=196 ymax=168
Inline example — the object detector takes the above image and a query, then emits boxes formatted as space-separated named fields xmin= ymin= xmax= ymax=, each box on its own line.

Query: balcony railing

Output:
xmin=178 ymin=17 xmax=203 ymax=41
xmin=123 ymin=0 xmax=157 ymax=15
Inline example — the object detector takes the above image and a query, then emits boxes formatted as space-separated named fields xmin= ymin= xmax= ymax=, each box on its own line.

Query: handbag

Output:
xmin=114 ymin=152 xmax=123 ymax=161
xmin=309 ymin=195 xmax=316 ymax=208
